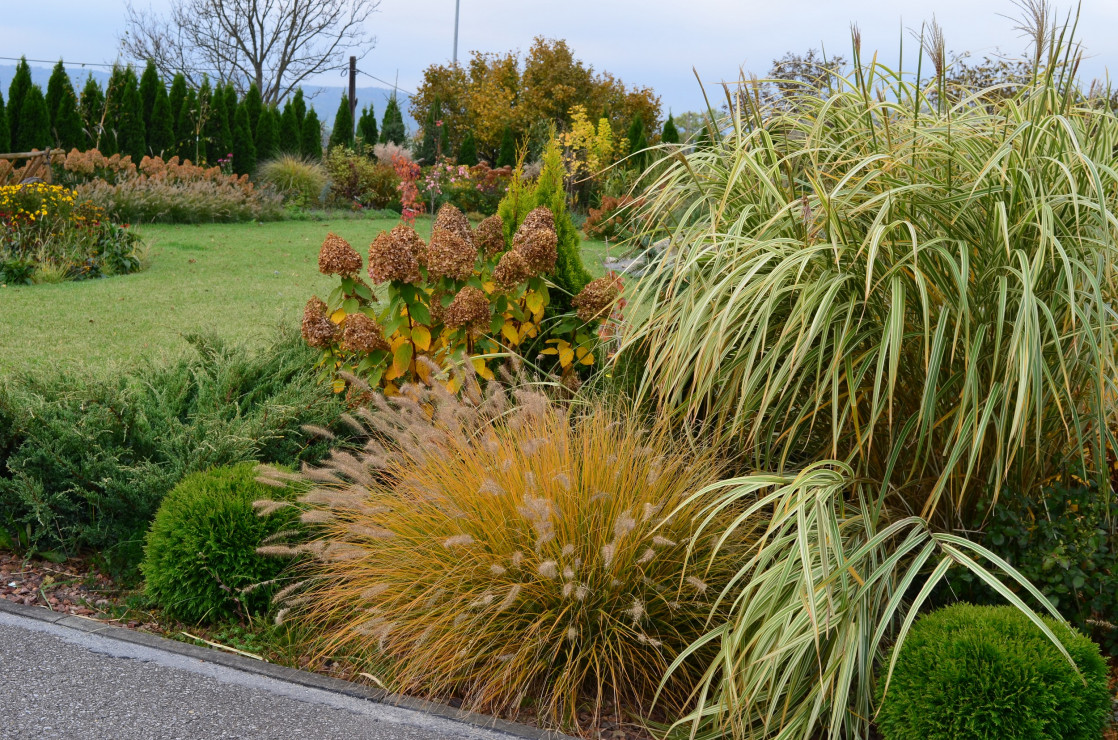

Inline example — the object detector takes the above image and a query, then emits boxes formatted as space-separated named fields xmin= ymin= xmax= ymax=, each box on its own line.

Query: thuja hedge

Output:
xmin=0 ymin=331 xmax=346 ymax=572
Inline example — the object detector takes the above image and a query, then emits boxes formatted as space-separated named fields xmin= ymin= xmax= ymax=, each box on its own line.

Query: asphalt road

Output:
xmin=0 ymin=609 xmax=526 ymax=740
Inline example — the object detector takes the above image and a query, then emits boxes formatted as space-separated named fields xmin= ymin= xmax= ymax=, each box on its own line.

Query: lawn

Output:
xmin=0 ymin=215 xmax=612 ymax=374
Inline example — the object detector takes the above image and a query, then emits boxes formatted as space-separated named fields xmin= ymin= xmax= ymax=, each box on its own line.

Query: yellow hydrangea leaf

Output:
xmin=472 ymin=357 xmax=495 ymax=380
xmin=501 ymin=321 xmax=519 ymax=345
xmin=520 ymin=322 xmax=538 ymax=342
xmin=330 ymin=309 xmax=346 ymax=324
xmin=559 ymin=346 xmax=574 ymax=366
xmin=331 ymin=377 xmax=346 ymax=393
xmin=412 ymin=325 xmax=432 ymax=351
xmin=525 ymin=292 xmax=544 ymax=314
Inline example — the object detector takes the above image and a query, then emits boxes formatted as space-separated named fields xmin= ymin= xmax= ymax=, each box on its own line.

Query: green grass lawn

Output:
xmin=0 ymin=215 xmax=611 ymax=375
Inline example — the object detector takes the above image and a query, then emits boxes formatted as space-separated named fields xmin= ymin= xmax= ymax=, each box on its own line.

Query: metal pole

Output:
xmin=348 ymin=56 xmax=357 ymax=133
xmin=453 ymin=0 xmax=460 ymax=64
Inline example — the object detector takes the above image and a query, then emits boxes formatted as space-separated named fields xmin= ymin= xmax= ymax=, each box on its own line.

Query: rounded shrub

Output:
xmin=876 ymin=603 xmax=1111 ymax=740
xmin=142 ymin=462 xmax=300 ymax=624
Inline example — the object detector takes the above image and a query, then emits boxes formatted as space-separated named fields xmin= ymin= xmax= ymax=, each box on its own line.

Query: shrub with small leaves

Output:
xmin=876 ymin=603 xmax=1110 ymax=740
xmin=263 ymin=382 xmax=746 ymax=730
xmin=141 ymin=462 xmax=303 ymax=624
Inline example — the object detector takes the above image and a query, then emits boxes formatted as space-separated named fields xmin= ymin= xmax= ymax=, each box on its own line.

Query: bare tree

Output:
xmin=120 ymin=0 xmax=379 ymax=104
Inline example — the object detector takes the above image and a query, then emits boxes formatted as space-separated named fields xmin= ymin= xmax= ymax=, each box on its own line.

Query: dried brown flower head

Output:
xmin=368 ymin=230 xmax=421 ymax=284
xmin=474 ymin=214 xmax=506 ymax=257
xmin=492 ymin=249 xmax=530 ymax=290
xmin=319 ymin=233 xmax=362 ymax=276
xmin=342 ymin=313 xmax=390 ymax=354
xmin=443 ymin=286 xmax=491 ymax=331
xmin=433 ymin=204 xmax=475 ymax=249
xmin=388 ymin=224 xmax=428 ymax=266
xmin=572 ymin=276 xmax=621 ymax=322
xmin=302 ymin=296 xmax=338 ymax=348
xmin=512 ymin=207 xmax=558 ymax=275
xmin=427 ymin=228 xmax=478 ymax=281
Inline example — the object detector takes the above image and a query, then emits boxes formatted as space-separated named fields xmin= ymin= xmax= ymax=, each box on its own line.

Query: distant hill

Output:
xmin=0 ymin=63 xmax=415 ymax=135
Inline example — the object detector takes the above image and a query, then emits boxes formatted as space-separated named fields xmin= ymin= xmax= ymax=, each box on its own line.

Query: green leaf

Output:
xmin=408 ymin=301 xmax=432 ymax=325
xmin=490 ymin=314 xmax=504 ymax=334
xmin=342 ymin=297 xmax=360 ymax=314
xmin=354 ymin=282 xmax=373 ymax=301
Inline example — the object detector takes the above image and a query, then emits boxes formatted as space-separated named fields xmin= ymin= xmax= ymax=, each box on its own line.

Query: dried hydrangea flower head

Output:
xmin=342 ymin=313 xmax=390 ymax=353
xmin=389 ymin=224 xmax=428 ymax=267
xmin=443 ymin=286 xmax=491 ymax=331
xmin=427 ymin=227 xmax=478 ymax=281
xmin=301 ymin=296 xmax=338 ymax=348
xmin=318 ymin=233 xmax=362 ymax=276
xmin=433 ymin=204 xmax=475 ymax=248
xmin=492 ymin=249 xmax=531 ymax=290
xmin=572 ymin=276 xmax=621 ymax=322
xmin=368 ymin=230 xmax=421 ymax=284
xmin=474 ymin=214 xmax=505 ymax=257
xmin=511 ymin=207 xmax=558 ymax=275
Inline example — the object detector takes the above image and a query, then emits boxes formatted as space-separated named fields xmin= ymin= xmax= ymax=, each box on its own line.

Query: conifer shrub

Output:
xmin=232 ymin=103 xmax=257 ymax=175
xmin=7 ymin=58 xmax=32 ymax=150
xmin=0 ymin=92 xmax=9 ymax=153
xmin=496 ymin=124 xmax=516 ymax=167
xmin=876 ymin=603 xmax=1110 ymax=740
xmin=255 ymin=106 xmax=280 ymax=162
xmin=379 ymin=96 xmax=406 ymax=146
xmin=263 ymin=383 xmax=747 ymax=730
xmin=142 ymin=462 xmax=303 ymax=624
xmin=279 ymin=102 xmax=301 ymax=154
xmin=14 ymin=85 xmax=50 ymax=152
xmin=457 ymin=131 xmax=478 ymax=166
xmin=329 ymin=94 xmax=355 ymax=150
xmin=356 ymin=104 xmax=377 ymax=148
xmin=301 ymin=108 xmax=323 ymax=160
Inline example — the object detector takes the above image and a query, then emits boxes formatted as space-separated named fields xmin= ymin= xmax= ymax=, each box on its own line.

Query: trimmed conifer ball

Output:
xmin=443 ymin=286 xmax=491 ymax=331
xmin=512 ymin=207 xmax=558 ymax=275
xmin=388 ymin=224 xmax=429 ymax=267
xmin=493 ymin=249 xmax=531 ymax=290
xmin=427 ymin=228 xmax=478 ymax=281
xmin=318 ymin=232 xmax=362 ymax=276
xmin=474 ymin=214 xmax=506 ymax=256
xmin=342 ymin=313 xmax=389 ymax=354
xmin=572 ymin=276 xmax=621 ymax=322
xmin=301 ymin=296 xmax=338 ymax=348
xmin=433 ymin=203 xmax=475 ymax=249
xmin=369 ymin=230 xmax=421 ymax=284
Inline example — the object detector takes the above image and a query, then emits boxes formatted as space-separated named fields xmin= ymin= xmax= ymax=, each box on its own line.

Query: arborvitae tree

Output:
xmin=138 ymin=60 xmax=161 ymax=127
xmin=221 ymin=83 xmax=237 ymax=141
xmin=168 ymin=73 xmax=187 ymax=137
xmin=278 ymin=102 xmax=300 ymax=154
xmin=292 ymin=88 xmax=307 ymax=129
xmin=45 ymin=62 xmax=71 ymax=130
xmin=626 ymin=114 xmax=648 ymax=169
xmin=301 ymin=107 xmax=323 ymax=160
xmin=193 ymin=78 xmax=214 ymax=163
xmin=175 ymin=88 xmax=198 ymax=161
xmin=356 ymin=104 xmax=377 ymax=149
xmin=379 ymin=95 xmax=406 ymax=145
xmin=52 ymin=80 xmax=83 ymax=150
xmin=329 ymin=94 xmax=354 ymax=150
xmin=79 ymin=75 xmax=105 ymax=150
xmin=243 ymin=83 xmax=263 ymax=136
xmin=8 ymin=57 xmax=32 ymax=150
xmin=694 ymin=124 xmax=712 ymax=149
xmin=529 ymin=137 xmax=591 ymax=310
xmin=496 ymin=124 xmax=515 ymax=167
xmin=15 ymin=85 xmax=51 ymax=152
xmin=204 ymin=85 xmax=232 ymax=162
xmin=0 ymin=92 xmax=9 ymax=152
xmin=147 ymin=81 xmax=175 ymax=157
xmin=105 ymin=66 xmax=145 ymax=160
xmin=457 ymin=130 xmax=478 ymax=166
xmin=232 ymin=101 xmax=256 ymax=175
xmin=661 ymin=113 xmax=679 ymax=144
xmin=255 ymin=106 xmax=280 ymax=162
xmin=417 ymin=95 xmax=442 ymax=164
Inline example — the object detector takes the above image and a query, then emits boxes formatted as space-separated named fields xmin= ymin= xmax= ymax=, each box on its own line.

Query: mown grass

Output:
xmin=0 ymin=215 xmax=611 ymax=374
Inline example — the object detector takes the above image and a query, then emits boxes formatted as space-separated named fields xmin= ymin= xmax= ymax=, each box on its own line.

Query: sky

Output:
xmin=3 ymin=0 xmax=1118 ymax=118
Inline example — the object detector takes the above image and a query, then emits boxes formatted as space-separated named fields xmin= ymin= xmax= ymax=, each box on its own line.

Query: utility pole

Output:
xmin=348 ymin=55 xmax=357 ymax=132
xmin=452 ymin=0 xmax=461 ymax=64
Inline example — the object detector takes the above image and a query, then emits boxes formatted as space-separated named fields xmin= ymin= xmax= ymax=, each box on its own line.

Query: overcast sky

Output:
xmin=3 ymin=0 xmax=1118 ymax=115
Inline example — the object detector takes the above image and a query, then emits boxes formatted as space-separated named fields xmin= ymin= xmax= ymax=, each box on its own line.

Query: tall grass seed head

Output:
xmin=318 ymin=232 xmax=362 ymax=276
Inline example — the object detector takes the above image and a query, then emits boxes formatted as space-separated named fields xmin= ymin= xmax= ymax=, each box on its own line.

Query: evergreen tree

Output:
xmin=379 ymin=95 xmax=406 ymax=145
xmin=243 ymin=83 xmax=263 ymax=136
xmin=105 ymin=66 xmax=145 ymax=160
xmin=530 ymin=137 xmax=591 ymax=310
xmin=0 ymin=91 xmax=9 ymax=153
xmin=221 ymin=83 xmax=237 ymax=142
xmin=661 ymin=113 xmax=679 ymax=144
xmin=14 ymin=85 xmax=50 ymax=152
xmin=255 ymin=106 xmax=280 ymax=162
xmin=45 ymin=62 xmax=71 ymax=131
xmin=278 ymin=102 xmax=300 ymax=154
xmin=52 ymin=80 xmax=83 ymax=150
xmin=356 ymin=104 xmax=377 ymax=149
xmin=457 ymin=131 xmax=478 ymax=166
xmin=168 ymin=73 xmax=188 ymax=138
xmin=418 ymin=95 xmax=441 ymax=164
xmin=8 ymin=57 xmax=32 ymax=150
xmin=204 ymin=85 xmax=232 ymax=162
xmin=232 ymin=102 xmax=256 ymax=175
xmin=138 ymin=59 xmax=161 ymax=128
xmin=175 ymin=88 xmax=198 ymax=161
xmin=496 ymin=124 xmax=515 ymax=168
xmin=147 ymin=81 xmax=175 ymax=157
xmin=292 ymin=88 xmax=307 ymax=129
xmin=626 ymin=114 xmax=648 ymax=169
xmin=79 ymin=75 xmax=105 ymax=150
xmin=193 ymin=78 xmax=214 ymax=164
xmin=301 ymin=107 xmax=323 ymax=160
xmin=329 ymin=94 xmax=354 ymax=150
xmin=694 ymin=124 xmax=712 ymax=149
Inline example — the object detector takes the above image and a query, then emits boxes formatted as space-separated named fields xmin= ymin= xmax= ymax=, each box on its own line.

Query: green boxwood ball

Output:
xmin=142 ymin=462 xmax=299 ymax=624
xmin=876 ymin=603 xmax=1111 ymax=740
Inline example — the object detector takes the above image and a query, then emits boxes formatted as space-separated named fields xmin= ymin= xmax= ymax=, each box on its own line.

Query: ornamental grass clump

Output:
xmin=260 ymin=379 xmax=743 ymax=730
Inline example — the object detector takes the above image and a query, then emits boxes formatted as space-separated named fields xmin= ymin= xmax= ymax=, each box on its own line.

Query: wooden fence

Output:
xmin=0 ymin=149 xmax=63 ymax=186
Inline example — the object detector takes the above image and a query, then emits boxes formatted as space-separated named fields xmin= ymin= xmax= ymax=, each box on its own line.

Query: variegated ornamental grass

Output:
xmin=624 ymin=21 xmax=1118 ymax=740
